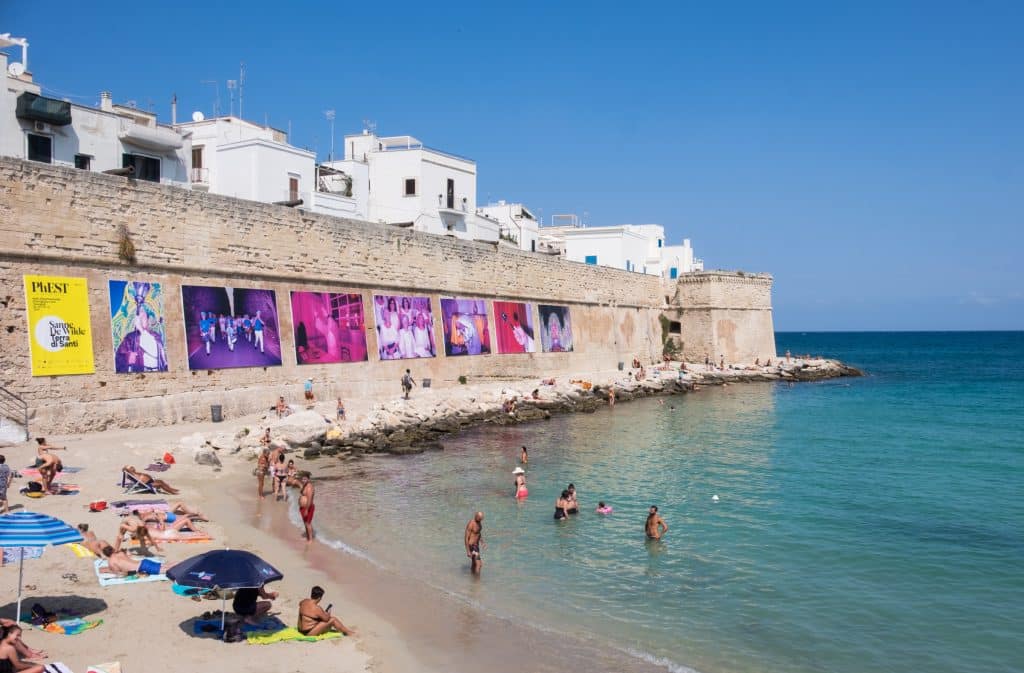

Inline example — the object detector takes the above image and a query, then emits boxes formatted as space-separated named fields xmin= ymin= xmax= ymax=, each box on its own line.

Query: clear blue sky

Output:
xmin=5 ymin=1 xmax=1022 ymax=330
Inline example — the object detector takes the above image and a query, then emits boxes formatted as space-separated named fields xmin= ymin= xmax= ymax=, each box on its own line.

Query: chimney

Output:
xmin=100 ymin=91 xmax=113 ymax=112
xmin=171 ymin=93 xmax=177 ymax=125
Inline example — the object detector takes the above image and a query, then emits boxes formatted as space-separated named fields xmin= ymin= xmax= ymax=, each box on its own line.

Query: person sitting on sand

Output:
xmin=298 ymin=586 xmax=356 ymax=636
xmin=100 ymin=547 xmax=162 ymax=577
xmin=233 ymin=586 xmax=278 ymax=626
xmin=531 ymin=388 xmax=540 ymax=400
xmin=123 ymin=465 xmax=179 ymax=494
xmin=76 ymin=523 xmax=113 ymax=557
xmin=276 ymin=396 xmax=290 ymax=418
xmin=113 ymin=515 xmax=163 ymax=554
xmin=0 ymin=618 xmax=46 ymax=663
xmin=0 ymin=624 xmax=45 ymax=673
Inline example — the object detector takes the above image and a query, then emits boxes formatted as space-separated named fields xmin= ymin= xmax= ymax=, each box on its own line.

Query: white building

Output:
xmin=325 ymin=131 xmax=499 ymax=242
xmin=539 ymin=217 xmax=703 ymax=279
xmin=174 ymin=114 xmax=363 ymax=219
xmin=0 ymin=39 xmax=190 ymax=186
xmin=477 ymin=201 xmax=541 ymax=251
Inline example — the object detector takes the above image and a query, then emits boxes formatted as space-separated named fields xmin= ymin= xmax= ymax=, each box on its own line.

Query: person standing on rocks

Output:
xmin=464 ymin=511 xmax=484 ymax=575
xmin=401 ymin=369 xmax=415 ymax=400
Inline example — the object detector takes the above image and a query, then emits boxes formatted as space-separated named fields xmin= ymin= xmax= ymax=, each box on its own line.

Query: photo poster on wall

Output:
xmin=439 ymin=297 xmax=492 ymax=357
xmin=493 ymin=301 xmax=537 ymax=354
xmin=372 ymin=294 xmax=436 ymax=360
xmin=23 ymin=274 xmax=96 ymax=376
xmin=109 ymin=280 xmax=169 ymax=373
xmin=180 ymin=285 xmax=283 ymax=370
xmin=290 ymin=291 xmax=368 ymax=364
xmin=538 ymin=304 xmax=574 ymax=353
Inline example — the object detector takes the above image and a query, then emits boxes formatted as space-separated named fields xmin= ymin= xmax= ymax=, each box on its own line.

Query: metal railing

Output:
xmin=190 ymin=167 xmax=209 ymax=183
xmin=0 ymin=386 xmax=28 ymax=441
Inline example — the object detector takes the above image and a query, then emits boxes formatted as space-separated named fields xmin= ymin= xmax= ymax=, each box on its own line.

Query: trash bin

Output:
xmin=211 ymin=404 xmax=223 ymax=423
xmin=617 ymin=362 xmax=624 ymax=371
xmin=422 ymin=378 xmax=432 ymax=388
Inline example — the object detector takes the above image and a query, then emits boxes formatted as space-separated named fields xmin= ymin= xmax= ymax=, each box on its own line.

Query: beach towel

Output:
xmin=110 ymin=498 xmax=169 ymax=513
xmin=21 ymin=466 xmax=83 ymax=476
xmin=87 ymin=663 xmax=122 ymax=673
xmin=142 ymin=527 xmax=213 ymax=543
xmin=2 ymin=546 xmax=44 ymax=566
xmin=66 ymin=543 xmax=96 ymax=558
xmin=171 ymin=583 xmax=212 ymax=598
xmin=246 ymin=626 xmax=344 ymax=645
xmin=25 ymin=617 xmax=103 ymax=636
xmin=146 ymin=463 xmax=170 ymax=472
xmin=93 ymin=558 xmax=168 ymax=586
xmin=192 ymin=616 xmax=285 ymax=636
xmin=19 ymin=483 xmax=79 ymax=496
xmin=43 ymin=663 xmax=75 ymax=673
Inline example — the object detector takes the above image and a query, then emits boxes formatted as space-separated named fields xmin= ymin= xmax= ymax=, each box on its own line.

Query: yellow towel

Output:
xmin=246 ymin=627 xmax=343 ymax=645
xmin=67 ymin=543 xmax=96 ymax=558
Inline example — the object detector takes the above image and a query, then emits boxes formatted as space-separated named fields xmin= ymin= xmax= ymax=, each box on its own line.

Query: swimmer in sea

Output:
xmin=520 ymin=446 xmax=528 ymax=464
xmin=513 ymin=467 xmax=528 ymax=498
xmin=645 ymin=505 xmax=668 ymax=540
xmin=595 ymin=501 xmax=613 ymax=514
xmin=554 ymin=490 xmax=571 ymax=521
xmin=566 ymin=483 xmax=579 ymax=514
xmin=464 ymin=511 xmax=484 ymax=575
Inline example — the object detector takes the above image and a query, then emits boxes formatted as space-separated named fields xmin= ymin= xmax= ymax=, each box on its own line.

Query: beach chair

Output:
xmin=121 ymin=469 xmax=157 ymax=495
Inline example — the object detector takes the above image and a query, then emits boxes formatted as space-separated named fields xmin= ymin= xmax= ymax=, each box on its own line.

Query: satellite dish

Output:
xmin=8 ymin=62 xmax=26 ymax=77
xmin=191 ymin=111 xmax=205 ymax=122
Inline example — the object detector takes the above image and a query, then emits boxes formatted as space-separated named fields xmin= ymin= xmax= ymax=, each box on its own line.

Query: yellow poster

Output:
xmin=24 ymin=275 xmax=95 ymax=376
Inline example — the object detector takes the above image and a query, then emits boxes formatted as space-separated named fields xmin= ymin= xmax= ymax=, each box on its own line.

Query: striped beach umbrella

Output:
xmin=0 ymin=511 xmax=83 ymax=623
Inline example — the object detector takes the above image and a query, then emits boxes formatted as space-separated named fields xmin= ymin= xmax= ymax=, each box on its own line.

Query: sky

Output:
xmin=4 ymin=1 xmax=1022 ymax=330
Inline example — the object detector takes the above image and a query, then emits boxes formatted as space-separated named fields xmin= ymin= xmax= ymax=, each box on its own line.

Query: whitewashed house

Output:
xmin=324 ymin=131 xmax=499 ymax=242
xmin=0 ymin=42 xmax=190 ymax=185
xmin=477 ymin=201 xmax=541 ymax=251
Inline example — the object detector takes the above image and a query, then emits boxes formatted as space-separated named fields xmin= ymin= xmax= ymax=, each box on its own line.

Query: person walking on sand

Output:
xmin=645 ymin=505 xmax=668 ymax=540
xmin=0 ymin=455 xmax=11 ymax=514
xmin=298 ymin=586 xmax=357 ymax=636
xmin=336 ymin=398 xmax=346 ymax=420
xmin=464 ymin=511 xmax=484 ymax=575
xmin=401 ymin=369 xmax=415 ymax=400
xmin=256 ymin=447 xmax=270 ymax=500
xmin=299 ymin=472 xmax=316 ymax=541
xmin=304 ymin=377 xmax=315 ymax=403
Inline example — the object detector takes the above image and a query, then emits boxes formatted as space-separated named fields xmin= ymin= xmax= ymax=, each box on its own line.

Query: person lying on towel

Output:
xmin=100 ymin=547 xmax=162 ymax=577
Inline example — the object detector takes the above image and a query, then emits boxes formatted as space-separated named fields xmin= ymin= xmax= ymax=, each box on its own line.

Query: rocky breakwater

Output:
xmin=179 ymin=358 xmax=862 ymax=466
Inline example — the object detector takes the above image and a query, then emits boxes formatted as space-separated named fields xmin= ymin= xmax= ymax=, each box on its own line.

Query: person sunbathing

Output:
xmin=99 ymin=547 xmax=162 ymax=577
xmin=0 ymin=618 xmax=46 ymax=661
xmin=133 ymin=509 xmax=204 ymax=534
xmin=0 ymin=624 xmax=45 ymax=673
xmin=76 ymin=524 xmax=113 ymax=558
xmin=123 ymin=465 xmax=179 ymax=494
xmin=113 ymin=515 xmax=163 ymax=554
xmin=170 ymin=502 xmax=208 ymax=520
xmin=297 ymin=586 xmax=356 ymax=636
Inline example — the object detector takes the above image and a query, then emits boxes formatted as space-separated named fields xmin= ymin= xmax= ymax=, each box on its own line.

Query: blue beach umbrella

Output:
xmin=0 ymin=511 xmax=83 ymax=623
xmin=166 ymin=549 xmax=283 ymax=635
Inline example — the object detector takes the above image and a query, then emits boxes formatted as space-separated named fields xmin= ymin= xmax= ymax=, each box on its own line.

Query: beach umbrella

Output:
xmin=166 ymin=549 xmax=283 ymax=635
xmin=0 ymin=511 xmax=83 ymax=623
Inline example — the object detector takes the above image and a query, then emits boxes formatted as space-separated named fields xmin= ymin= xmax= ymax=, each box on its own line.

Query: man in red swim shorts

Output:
xmin=298 ymin=472 xmax=315 ymax=541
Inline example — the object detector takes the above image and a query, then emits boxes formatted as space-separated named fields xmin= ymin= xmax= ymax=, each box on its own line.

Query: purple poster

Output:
xmin=290 ymin=291 xmax=368 ymax=364
xmin=372 ymin=294 xmax=436 ymax=360
xmin=181 ymin=285 xmax=282 ymax=370
xmin=439 ymin=297 xmax=492 ymax=357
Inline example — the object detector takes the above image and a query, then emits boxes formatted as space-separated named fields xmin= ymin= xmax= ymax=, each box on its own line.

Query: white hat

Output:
xmin=512 ymin=467 xmax=525 ymax=475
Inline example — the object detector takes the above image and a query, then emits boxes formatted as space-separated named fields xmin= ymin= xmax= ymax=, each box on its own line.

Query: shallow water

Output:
xmin=314 ymin=332 xmax=1024 ymax=673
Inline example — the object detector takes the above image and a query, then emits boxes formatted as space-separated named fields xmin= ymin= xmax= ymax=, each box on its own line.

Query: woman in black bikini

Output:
xmin=554 ymin=489 xmax=571 ymax=521
xmin=0 ymin=624 xmax=44 ymax=673
xmin=272 ymin=453 xmax=288 ymax=500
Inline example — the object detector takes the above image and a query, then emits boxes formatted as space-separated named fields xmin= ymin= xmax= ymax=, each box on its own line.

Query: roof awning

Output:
xmin=16 ymin=92 xmax=72 ymax=126
xmin=119 ymin=124 xmax=184 ymax=152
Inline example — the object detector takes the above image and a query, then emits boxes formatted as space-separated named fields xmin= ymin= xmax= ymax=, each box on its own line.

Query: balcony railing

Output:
xmin=190 ymin=167 xmax=209 ymax=184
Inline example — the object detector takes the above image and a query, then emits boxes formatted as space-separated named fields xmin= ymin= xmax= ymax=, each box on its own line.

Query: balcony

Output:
xmin=16 ymin=92 xmax=72 ymax=126
xmin=190 ymin=167 xmax=209 ymax=189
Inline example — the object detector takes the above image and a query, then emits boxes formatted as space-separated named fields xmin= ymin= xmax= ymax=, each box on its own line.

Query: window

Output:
xmin=670 ymin=267 xmax=678 ymax=279
xmin=585 ymin=255 xmax=598 ymax=265
xmin=288 ymin=176 xmax=299 ymax=201
xmin=531 ymin=240 xmax=536 ymax=253
xmin=74 ymin=154 xmax=91 ymax=171
xmin=626 ymin=260 xmax=633 ymax=272
xmin=657 ymin=239 xmax=663 ymax=248
xmin=404 ymin=178 xmax=417 ymax=196
xmin=191 ymin=146 xmax=203 ymax=169
xmin=27 ymin=134 xmax=52 ymax=163
xmin=122 ymin=153 xmax=160 ymax=182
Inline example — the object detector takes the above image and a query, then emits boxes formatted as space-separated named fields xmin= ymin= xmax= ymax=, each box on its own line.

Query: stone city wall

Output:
xmin=0 ymin=158 xmax=664 ymax=433
xmin=668 ymin=271 xmax=776 ymax=365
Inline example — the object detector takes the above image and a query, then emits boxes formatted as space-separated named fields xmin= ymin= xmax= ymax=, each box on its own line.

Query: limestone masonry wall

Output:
xmin=0 ymin=158 xmax=665 ymax=433
xmin=669 ymin=271 xmax=776 ymax=365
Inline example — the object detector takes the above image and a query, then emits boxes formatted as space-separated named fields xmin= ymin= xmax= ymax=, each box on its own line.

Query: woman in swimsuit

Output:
xmin=256 ymin=449 xmax=270 ymax=499
xmin=123 ymin=465 xmax=179 ymax=495
xmin=273 ymin=453 xmax=288 ymax=500
xmin=554 ymin=489 xmax=571 ymax=520
xmin=0 ymin=624 xmax=44 ymax=673
xmin=566 ymin=484 xmax=579 ymax=514
xmin=513 ymin=467 xmax=528 ymax=499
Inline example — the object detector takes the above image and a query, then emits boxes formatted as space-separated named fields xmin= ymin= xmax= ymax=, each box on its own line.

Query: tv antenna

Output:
xmin=362 ymin=118 xmax=377 ymax=135
xmin=324 ymin=109 xmax=336 ymax=161
xmin=238 ymin=62 xmax=245 ymax=119
xmin=226 ymin=80 xmax=237 ymax=117
xmin=200 ymin=80 xmax=220 ymax=117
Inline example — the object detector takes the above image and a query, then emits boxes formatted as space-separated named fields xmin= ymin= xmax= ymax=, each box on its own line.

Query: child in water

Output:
xmin=595 ymin=501 xmax=613 ymax=514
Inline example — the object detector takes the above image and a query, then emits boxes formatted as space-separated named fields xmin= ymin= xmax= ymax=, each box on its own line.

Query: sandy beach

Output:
xmin=0 ymin=359 xmax=852 ymax=673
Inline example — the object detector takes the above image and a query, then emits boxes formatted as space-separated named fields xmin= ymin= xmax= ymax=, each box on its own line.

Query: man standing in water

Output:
xmin=645 ymin=505 xmax=668 ymax=540
xmin=299 ymin=473 xmax=315 ymax=542
xmin=464 ymin=511 xmax=484 ymax=575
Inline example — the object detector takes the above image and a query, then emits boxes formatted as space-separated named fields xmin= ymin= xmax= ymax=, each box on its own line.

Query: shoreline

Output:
xmin=0 ymin=358 xmax=859 ymax=673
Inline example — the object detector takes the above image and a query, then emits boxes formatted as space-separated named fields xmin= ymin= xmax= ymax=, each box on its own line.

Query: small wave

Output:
xmin=286 ymin=501 xmax=381 ymax=567
xmin=621 ymin=647 xmax=703 ymax=673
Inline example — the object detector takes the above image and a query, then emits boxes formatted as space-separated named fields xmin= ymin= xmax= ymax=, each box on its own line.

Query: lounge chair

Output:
xmin=121 ymin=469 xmax=157 ymax=495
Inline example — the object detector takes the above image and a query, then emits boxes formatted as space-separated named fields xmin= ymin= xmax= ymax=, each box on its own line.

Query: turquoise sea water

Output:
xmin=315 ymin=332 xmax=1024 ymax=673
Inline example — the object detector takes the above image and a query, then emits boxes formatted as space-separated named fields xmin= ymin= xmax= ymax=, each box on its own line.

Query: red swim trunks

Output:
xmin=300 ymin=504 xmax=315 ymax=524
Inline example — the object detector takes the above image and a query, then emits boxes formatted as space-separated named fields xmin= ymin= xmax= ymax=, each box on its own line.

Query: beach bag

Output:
xmin=223 ymin=620 xmax=246 ymax=643
xmin=89 ymin=500 xmax=108 ymax=512
xmin=163 ymin=452 xmax=176 ymax=464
